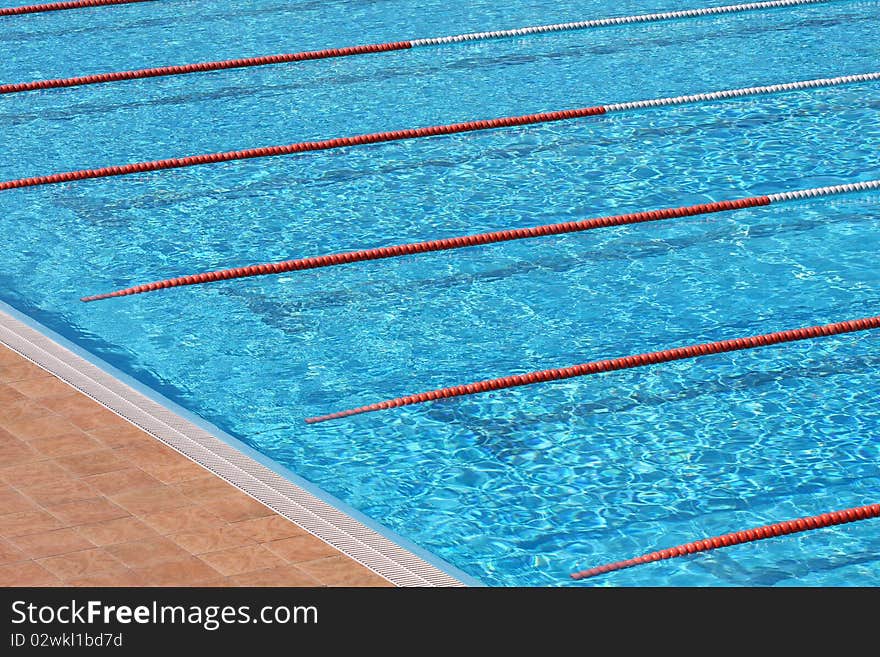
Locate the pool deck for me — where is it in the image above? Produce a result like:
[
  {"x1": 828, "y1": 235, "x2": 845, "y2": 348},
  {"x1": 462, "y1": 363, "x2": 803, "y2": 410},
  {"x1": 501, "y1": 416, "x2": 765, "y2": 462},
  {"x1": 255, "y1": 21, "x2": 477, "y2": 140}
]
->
[{"x1": 0, "y1": 344, "x2": 391, "y2": 587}]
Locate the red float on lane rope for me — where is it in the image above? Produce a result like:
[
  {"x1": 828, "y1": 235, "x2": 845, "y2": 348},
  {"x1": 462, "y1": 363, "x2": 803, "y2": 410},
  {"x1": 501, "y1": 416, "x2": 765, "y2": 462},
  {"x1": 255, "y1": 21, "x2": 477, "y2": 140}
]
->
[
  {"x1": 0, "y1": 0, "x2": 149, "y2": 16},
  {"x1": 0, "y1": 106, "x2": 606, "y2": 192},
  {"x1": 79, "y1": 178, "x2": 880, "y2": 303},
  {"x1": 80, "y1": 195, "x2": 769, "y2": 302},
  {"x1": 0, "y1": 42, "x2": 413, "y2": 94},
  {"x1": 4, "y1": 72, "x2": 878, "y2": 192},
  {"x1": 571, "y1": 502, "x2": 880, "y2": 580},
  {"x1": 0, "y1": 1, "x2": 836, "y2": 92},
  {"x1": 304, "y1": 315, "x2": 880, "y2": 423}
]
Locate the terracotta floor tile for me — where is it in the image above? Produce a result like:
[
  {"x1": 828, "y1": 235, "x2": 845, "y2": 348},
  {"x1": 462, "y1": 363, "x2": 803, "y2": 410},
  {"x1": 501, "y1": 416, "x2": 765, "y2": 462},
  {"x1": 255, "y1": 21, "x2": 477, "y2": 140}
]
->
[
  {"x1": 0, "y1": 383, "x2": 26, "y2": 405},
  {"x1": 0, "y1": 459, "x2": 68, "y2": 488},
  {"x1": 131, "y1": 556, "x2": 222, "y2": 586},
  {"x1": 29, "y1": 431, "x2": 103, "y2": 457},
  {"x1": 107, "y1": 536, "x2": 190, "y2": 569},
  {"x1": 231, "y1": 515, "x2": 305, "y2": 543},
  {"x1": 140, "y1": 506, "x2": 225, "y2": 535},
  {"x1": 0, "y1": 485, "x2": 38, "y2": 514},
  {"x1": 1, "y1": 398, "x2": 53, "y2": 426},
  {"x1": 87, "y1": 423, "x2": 151, "y2": 449},
  {"x1": 54, "y1": 449, "x2": 127, "y2": 477},
  {"x1": 20, "y1": 478, "x2": 99, "y2": 507},
  {"x1": 0, "y1": 360, "x2": 53, "y2": 383},
  {"x1": 193, "y1": 578, "x2": 236, "y2": 587},
  {"x1": 197, "y1": 544, "x2": 286, "y2": 577},
  {"x1": 110, "y1": 485, "x2": 191, "y2": 515},
  {"x1": 265, "y1": 534, "x2": 340, "y2": 563},
  {"x1": 65, "y1": 406, "x2": 128, "y2": 432},
  {"x1": 0, "y1": 537, "x2": 26, "y2": 565},
  {"x1": 1, "y1": 348, "x2": 384, "y2": 588},
  {"x1": 39, "y1": 547, "x2": 128, "y2": 581},
  {"x1": 0, "y1": 560, "x2": 61, "y2": 586},
  {"x1": 47, "y1": 497, "x2": 129, "y2": 526},
  {"x1": 0, "y1": 510, "x2": 64, "y2": 537},
  {"x1": 8, "y1": 376, "x2": 79, "y2": 400},
  {"x1": 65, "y1": 570, "x2": 145, "y2": 587},
  {"x1": 75, "y1": 517, "x2": 158, "y2": 547},
  {"x1": 175, "y1": 476, "x2": 232, "y2": 503},
  {"x1": 169, "y1": 526, "x2": 254, "y2": 555},
  {"x1": 83, "y1": 468, "x2": 161, "y2": 496},
  {"x1": 296, "y1": 557, "x2": 392, "y2": 587},
  {"x1": 230, "y1": 564, "x2": 322, "y2": 587},
  {"x1": 0, "y1": 437, "x2": 40, "y2": 466},
  {"x1": 198, "y1": 493, "x2": 273, "y2": 523},
  {"x1": 139, "y1": 459, "x2": 210, "y2": 485},
  {"x1": 9, "y1": 527, "x2": 95, "y2": 559},
  {"x1": 4, "y1": 415, "x2": 82, "y2": 442},
  {"x1": 0, "y1": 347, "x2": 23, "y2": 365},
  {"x1": 115, "y1": 443, "x2": 181, "y2": 467},
  {"x1": 33, "y1": 394, "x2": 91, "y2": 417}
]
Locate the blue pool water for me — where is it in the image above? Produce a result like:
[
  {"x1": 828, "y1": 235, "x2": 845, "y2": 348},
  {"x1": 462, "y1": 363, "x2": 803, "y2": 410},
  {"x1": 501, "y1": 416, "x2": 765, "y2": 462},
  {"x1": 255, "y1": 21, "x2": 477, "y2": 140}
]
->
[{"x1": 1, "y1": 0, "x2": 879, "y2": 586}]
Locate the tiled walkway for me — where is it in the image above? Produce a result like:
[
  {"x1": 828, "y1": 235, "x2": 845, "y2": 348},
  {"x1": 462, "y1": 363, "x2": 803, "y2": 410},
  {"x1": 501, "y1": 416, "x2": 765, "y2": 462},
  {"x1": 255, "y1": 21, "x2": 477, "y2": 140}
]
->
[{"x1": 0, "y1": 344, "x2": 391, "y2": 587}]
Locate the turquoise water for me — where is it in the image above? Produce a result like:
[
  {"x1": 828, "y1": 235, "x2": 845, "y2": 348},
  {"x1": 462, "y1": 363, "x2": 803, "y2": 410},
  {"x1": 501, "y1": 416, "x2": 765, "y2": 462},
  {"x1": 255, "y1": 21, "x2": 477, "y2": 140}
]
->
[{"x1": 1, "y1": 0, "x2": 878, "y2": 585}]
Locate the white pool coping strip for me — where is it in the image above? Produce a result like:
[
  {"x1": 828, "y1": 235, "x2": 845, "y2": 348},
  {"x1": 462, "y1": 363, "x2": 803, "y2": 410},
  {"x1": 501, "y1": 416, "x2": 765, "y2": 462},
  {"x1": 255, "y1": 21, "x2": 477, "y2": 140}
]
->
[{"x1": 0, "y1": 304, "x2": 475, "y2": 587}]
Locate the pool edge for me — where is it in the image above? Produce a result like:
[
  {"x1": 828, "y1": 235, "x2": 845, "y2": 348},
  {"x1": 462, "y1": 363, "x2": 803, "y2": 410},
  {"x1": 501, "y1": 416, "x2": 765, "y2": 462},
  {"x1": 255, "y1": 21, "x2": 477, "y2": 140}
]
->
[{"x1": 0, "y1": 301, "x2": 482, "y2": 588}]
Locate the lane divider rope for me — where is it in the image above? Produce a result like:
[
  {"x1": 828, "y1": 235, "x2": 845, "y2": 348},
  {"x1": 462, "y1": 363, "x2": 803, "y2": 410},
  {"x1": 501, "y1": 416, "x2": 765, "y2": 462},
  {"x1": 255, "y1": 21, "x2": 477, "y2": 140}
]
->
[
  {"x1": 0, "y1": 42, "x2": 415, "y2": 94},
  {"x1": 5, "y1": 71, "x2": 880, "y2": 193},
  {"x1": 0, "y1": 0, "x2": 149, "y2": 17},
  {"x1": 410, "y1": 0, "x2": 835, "y2": 45},
  {"x1": 0, "y1": 0, "x2": 837, "y2": 92},
  {"x1": 303, "y1": 315, "x2": 880, "y2": 423},
  {"x1": 571, "y1": 502, "x2": 880, "y2": 580},
  {"x1": 80, "y1": 179, "x2": 880, "y2": 302}
]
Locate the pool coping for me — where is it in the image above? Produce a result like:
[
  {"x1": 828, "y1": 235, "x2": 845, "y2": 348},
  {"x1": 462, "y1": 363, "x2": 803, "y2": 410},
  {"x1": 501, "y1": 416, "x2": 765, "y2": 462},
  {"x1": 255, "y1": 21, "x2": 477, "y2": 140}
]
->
[{"x1": 0, "y1": 301, "x2": 481, "y2": 587}]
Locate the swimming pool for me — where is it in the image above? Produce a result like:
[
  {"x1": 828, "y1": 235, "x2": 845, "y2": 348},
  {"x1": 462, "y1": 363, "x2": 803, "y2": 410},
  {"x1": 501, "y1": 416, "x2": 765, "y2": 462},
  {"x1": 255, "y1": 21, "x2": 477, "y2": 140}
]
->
[{"x1": 1, "y1": 0, "x2": 878, "y2": 585}]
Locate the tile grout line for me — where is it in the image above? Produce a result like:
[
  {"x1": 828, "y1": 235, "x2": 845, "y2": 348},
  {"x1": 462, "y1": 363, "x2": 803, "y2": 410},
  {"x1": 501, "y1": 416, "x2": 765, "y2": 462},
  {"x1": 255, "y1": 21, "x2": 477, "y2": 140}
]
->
[{"x1": 0, "y1": 308, "x2": 466, "y2": 587}]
